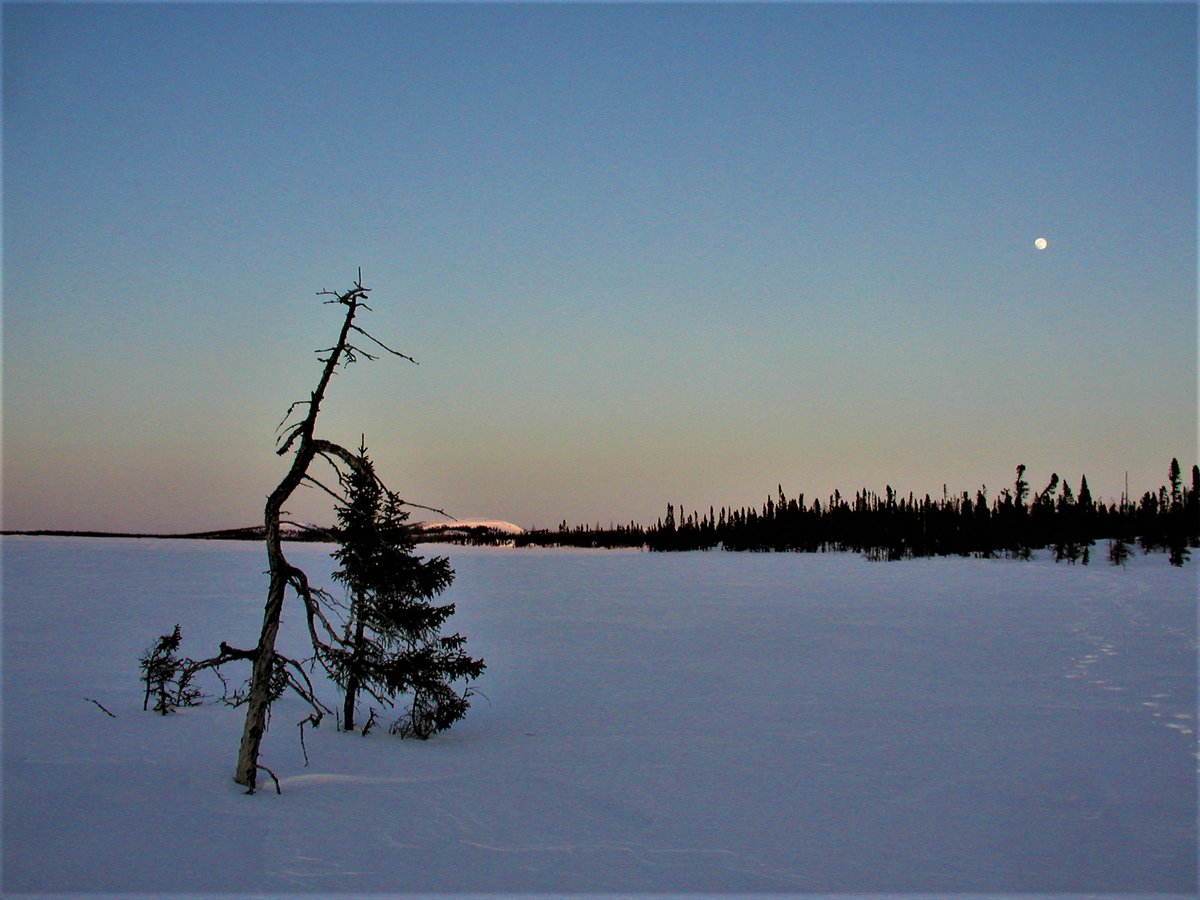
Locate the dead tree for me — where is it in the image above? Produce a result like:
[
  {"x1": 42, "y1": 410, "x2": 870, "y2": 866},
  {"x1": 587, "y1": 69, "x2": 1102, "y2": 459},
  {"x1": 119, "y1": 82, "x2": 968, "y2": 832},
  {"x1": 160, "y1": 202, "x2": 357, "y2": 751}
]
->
[{"x1": 233, "y1": 272, "x2": 417, "y2": 789}]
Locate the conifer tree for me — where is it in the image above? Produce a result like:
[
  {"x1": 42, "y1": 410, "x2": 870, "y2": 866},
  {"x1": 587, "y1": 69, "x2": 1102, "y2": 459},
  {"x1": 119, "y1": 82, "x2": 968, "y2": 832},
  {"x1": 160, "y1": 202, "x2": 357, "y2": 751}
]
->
[
  {"x1": 327, "y1": 444, "x2": 485, "y2": 738},
  {"x1": 1078, "y1": 474, "x2": 1093, "y2": 511},
  {"x1": 1014, "y1": 465, "x2": 1030, "y2": 509},
  {"x1": 1188, "y1": 466, "x2": 1200, "y2": 539}
]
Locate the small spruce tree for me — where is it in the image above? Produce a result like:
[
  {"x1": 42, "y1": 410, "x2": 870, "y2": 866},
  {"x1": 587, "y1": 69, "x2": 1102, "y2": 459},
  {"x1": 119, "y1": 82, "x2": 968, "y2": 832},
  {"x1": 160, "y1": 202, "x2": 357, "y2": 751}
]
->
[
  {"x1": 139, "y1": 625, "x2": 202, "y2": 715},
  {"x1": 327, "y1": 444, "x2": 485, "y2": 738}
]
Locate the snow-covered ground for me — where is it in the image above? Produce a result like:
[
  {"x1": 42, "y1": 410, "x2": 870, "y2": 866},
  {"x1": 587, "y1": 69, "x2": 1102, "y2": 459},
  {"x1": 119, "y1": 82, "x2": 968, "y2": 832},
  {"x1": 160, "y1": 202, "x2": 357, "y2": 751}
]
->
[{"x1": 3, "y1": 536, "x2": 1196, "y2": 896}]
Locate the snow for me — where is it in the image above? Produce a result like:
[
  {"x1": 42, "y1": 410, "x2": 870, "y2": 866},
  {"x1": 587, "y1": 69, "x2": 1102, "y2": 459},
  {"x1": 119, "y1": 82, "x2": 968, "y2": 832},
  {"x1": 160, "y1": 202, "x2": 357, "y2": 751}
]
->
[
  {"x1": 3, "y1": 536, "x2": 1196, "y2": 896},
  {"x1": 417, "y1": 519, "x2": 527, "y2": 535}
]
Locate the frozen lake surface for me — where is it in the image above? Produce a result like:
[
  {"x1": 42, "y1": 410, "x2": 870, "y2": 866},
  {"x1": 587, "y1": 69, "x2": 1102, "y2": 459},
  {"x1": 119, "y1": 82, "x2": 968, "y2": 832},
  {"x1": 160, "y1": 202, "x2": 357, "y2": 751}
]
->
[{"x1": 3, "y1": 537, "x2": 1196, "y2": 896}]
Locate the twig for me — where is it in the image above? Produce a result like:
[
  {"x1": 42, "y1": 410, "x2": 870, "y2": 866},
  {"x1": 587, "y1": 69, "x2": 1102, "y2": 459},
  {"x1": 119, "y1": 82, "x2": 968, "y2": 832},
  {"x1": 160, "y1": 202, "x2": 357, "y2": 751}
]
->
[
  {"x1": 275, "y1": 651, "x2": 334, "y2": 721},
  {"x1": 297, "y1": 713, "x2": 320, "y2": 767},
  {"x1": 398, "y1": 498, "x2": 456, "y2": 520},
  {"x1": 276, "y1": 421, "x2": 306, "y2": 455},
  {"x1": 275, "y1": 400, "x2": 310, "y2": 435},
  {"x1": 84, "y1": 697, "x2": 117, "y2": 718},
  {"x1": 247, "y1": 764, "x2": 282, "y2": 795},
  {"x1": 301, "y1": 471, "x2": 347, "y2": 505},
  {"x1": 341, "y1": 343, "x2": 379, "y2": 364}
]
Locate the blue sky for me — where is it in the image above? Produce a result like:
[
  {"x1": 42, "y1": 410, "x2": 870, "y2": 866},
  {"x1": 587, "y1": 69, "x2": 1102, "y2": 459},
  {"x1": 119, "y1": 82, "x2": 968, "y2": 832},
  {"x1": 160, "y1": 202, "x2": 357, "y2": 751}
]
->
[{"x1": 4, "y1": 2, "x2": 1196, "y2": 532}]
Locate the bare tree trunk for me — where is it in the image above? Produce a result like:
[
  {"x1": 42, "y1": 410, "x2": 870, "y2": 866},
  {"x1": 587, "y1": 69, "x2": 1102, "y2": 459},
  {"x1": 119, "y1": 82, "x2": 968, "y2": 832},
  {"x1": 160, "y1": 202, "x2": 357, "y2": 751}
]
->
[
  {"x1": 233, "y1": 486, "x2": 304, "y2": 787},
  {"x1": 233, "y1": 277, "x2": 369, "y2": 790}
]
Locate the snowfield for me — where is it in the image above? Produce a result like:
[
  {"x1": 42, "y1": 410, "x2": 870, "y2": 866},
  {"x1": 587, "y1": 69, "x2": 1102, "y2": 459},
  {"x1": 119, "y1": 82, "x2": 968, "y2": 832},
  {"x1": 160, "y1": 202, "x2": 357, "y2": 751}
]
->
[{"x1": 2, "y1": 536, "x2": 1196, "y2": 896}]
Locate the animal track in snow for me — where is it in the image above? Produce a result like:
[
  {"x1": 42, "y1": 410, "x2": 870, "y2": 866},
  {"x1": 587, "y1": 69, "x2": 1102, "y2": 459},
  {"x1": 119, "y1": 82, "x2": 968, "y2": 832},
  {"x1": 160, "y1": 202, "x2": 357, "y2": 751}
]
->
[{"x1": 1064, "y1": 625, "x2": 1194, "y2": 742}]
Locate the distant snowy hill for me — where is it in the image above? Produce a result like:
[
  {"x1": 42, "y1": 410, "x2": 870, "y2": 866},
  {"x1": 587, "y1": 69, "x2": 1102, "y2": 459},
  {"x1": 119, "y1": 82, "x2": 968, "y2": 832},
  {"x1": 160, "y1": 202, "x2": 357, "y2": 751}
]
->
[{"x1": 417, "y1": 519, "x2": 526, "y2": 538}]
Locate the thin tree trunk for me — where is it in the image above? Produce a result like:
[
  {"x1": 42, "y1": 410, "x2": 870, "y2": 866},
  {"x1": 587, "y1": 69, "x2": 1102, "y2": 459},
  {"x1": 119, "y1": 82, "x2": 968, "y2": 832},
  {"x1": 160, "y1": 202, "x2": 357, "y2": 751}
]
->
[
  {"x1": 234, "y1": 491, "x2": 300, "y2": 787},
  {"x1": 342, "y1": 615, "x2": 366, "y2": 731},
  {"x1": 234, "y1": 280, "x2": 365, "y2": 790}
]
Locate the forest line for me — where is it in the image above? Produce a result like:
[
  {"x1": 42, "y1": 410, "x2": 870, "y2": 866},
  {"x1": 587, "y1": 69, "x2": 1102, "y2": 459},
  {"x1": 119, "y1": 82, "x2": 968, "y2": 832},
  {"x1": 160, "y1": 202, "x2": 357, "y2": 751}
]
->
[
  {"x1": 503, "y1": 459, "x2": 1200, "y2": 565},
  {"x1": 7, "y1": 461, "x2": 1197, "y2": 566}
]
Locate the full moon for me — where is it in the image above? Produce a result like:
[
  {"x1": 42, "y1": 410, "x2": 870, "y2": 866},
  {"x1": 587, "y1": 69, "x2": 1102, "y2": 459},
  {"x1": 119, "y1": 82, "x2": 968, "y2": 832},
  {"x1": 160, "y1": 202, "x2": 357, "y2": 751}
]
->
[{"x1": 1034, "y1": 237, "x2": 1048, "y2": 250}]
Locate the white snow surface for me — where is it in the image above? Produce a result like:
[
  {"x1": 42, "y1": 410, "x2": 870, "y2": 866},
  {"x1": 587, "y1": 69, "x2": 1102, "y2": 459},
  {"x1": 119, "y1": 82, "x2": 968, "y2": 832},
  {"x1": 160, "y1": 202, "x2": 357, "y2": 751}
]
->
[{"x1": 3, "y1": 537, "x2": 1197, "y2": 897}]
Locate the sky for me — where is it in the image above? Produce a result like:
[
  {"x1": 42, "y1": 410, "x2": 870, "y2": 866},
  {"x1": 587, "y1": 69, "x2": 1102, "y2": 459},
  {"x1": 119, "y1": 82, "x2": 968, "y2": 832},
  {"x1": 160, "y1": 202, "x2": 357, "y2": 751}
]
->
[{"x1": 3, "y1": 1, "x2": 1196, "y2": 533}]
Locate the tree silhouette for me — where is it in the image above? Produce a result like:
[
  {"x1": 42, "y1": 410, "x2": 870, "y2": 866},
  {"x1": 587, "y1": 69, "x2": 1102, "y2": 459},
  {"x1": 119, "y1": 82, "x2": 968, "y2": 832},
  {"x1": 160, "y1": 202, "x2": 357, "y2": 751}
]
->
[
  {"x1": 327, "y1": 443, "x2": 484, "y2": 737},
  {"x1": 140, "y1": 273, "x2": 481, "y2": 792}
]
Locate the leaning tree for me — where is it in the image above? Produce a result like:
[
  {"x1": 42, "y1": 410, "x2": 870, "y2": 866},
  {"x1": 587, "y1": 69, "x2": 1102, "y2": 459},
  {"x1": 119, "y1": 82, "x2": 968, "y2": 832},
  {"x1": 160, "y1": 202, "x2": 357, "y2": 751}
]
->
[
  {"x1": 140, "y1": 273, "x2": 485, "y2": 793},
  {"x1": 233, "y1": 273, "x2": 404, "y2": 789}
]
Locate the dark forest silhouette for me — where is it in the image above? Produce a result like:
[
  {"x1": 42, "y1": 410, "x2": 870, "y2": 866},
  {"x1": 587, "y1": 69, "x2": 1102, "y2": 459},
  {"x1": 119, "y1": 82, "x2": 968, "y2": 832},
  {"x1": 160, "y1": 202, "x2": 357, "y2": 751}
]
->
[
  {"x1": 500, "y1": 460, "x2": 1199, "y2": 565},
  {"x1": 12, "y1": 461, "x2": 1197, "y2": 566}
]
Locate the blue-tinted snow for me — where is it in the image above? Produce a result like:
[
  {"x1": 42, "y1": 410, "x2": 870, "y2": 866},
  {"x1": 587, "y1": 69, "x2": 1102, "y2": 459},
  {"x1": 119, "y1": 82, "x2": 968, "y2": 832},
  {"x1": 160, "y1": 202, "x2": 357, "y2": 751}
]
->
[{"x1": 2, "y1": 537, "x2": 1196, "y2": 896}]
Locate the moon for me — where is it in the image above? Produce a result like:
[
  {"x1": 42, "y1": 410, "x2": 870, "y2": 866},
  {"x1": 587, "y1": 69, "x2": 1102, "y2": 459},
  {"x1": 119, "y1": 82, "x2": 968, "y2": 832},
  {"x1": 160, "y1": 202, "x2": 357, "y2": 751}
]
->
[{"x1": 1034, "y1": 237, "x2": 1048, "y2": 250}]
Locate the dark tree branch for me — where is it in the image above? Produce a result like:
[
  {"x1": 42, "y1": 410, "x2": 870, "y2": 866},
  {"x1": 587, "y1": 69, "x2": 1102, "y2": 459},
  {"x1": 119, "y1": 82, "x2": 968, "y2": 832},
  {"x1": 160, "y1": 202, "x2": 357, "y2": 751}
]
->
[
  {"x1": 85, "y1": 697, "x2": 117, "y2": 718},
  {"x1": 275, "y1": 401, "x2": 310, "y2": 435},
  {"x1": 298, "y1": 713, "x2": 320, "y2": 766},
  {"x1": 361, "y1": 707, "x2": 379, "y2": 736},
  {"x1": 276, "y1": 418, "x2": 308, "y2": 455},
  {"x1": 276, "y1": 653, "x2": 333, "y2": 722},
  {"x1": 350, "y1": 325, "x2": 418, "y2": 364},
  {"x1": 399, "y1": 499, "x2": 456, "y2": 520},
  {"x1": 246, "y1": 764, "x2": 282, "y2": 796},
  {"x1": 283, "y1": 562, "x2": 350, "y2": 669},
  {"x1": 301, "y1": 471, "x2": 348, "y2": 505}
]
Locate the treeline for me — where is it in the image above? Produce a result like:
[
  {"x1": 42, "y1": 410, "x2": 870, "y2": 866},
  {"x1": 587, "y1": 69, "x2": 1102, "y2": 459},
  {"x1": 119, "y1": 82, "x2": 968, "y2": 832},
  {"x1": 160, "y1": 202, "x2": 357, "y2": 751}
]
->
[{"x1": 502, "y1": 460, "x2": 1199, "y2": 565}]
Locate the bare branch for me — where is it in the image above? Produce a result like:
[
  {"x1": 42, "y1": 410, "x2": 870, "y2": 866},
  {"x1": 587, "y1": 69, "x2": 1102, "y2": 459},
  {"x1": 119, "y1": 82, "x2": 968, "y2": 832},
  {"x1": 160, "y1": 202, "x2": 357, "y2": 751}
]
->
[
  {"x1": 344, "y1": 342, "x2": 380, "y2": 362},
  {"x1": 350, "y1": 325, "x2": 418, "y2": 364},
  {"x1": 276, "y1": 421, "x2": 306, "y2": 456},
  {"x1": 275, "y1": 401, "x2": 310, "y2": 435},
  {"x1": 284, "y1": 563, "x2": 349, "y2": 663},
  {"x1": 361, "y1": 707, "x2": 379, "y2": 736},
  {"x1": 298, "y1": 713, "x2": 320, "y2": 766},
  {"x1": 310, "y1": 439, "x2": 373, "y2": 479},
  {"x1": 301, "y1": 472, "x2": 347, "y2": 505},
  {"x1": 85, "y1": 697, "x2": 117, "y2": 718},
  {"x1": 247, "y1": 764, "x2": 282, "y2": 795},
  {"x1": 358, "y1": 681, "x2": 393, "y2": 708},
  {"x1": 276, "y1": 653, "x2": 333, "y2": 721},
  {"x1": 399, "y1": 499, "x2": 456, "y2": 520}
]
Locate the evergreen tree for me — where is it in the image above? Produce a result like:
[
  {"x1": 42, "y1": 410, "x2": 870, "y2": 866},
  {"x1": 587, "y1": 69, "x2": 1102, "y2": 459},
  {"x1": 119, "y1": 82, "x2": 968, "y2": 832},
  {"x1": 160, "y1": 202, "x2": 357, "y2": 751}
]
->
[
  {"x1": 328, "y1": 445, "x2": 485, "y2": 738},
  {"x1": 1188, "y1": 466, "x2": 1200, "y2": 544},
  {"x1": 139, "y1": 625, "x2": 202, "y2": 715},
  {"x1": 1078, "y1": 475, "x2": 1093, "y2": 511},
  {"x1": 1014, "y1": 465, "x2": 1029, "y2": 509},
  {"x1": 1169, "y1": 458, "x2": 1183, "y2": 511}
]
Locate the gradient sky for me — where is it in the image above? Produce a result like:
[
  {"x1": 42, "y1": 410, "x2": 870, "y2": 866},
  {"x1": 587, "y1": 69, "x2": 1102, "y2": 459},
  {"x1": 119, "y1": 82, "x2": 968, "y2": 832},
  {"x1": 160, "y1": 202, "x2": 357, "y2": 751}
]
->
[{"x1": 4, "y1": 2, "x2": 1196, "y2": 533}]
